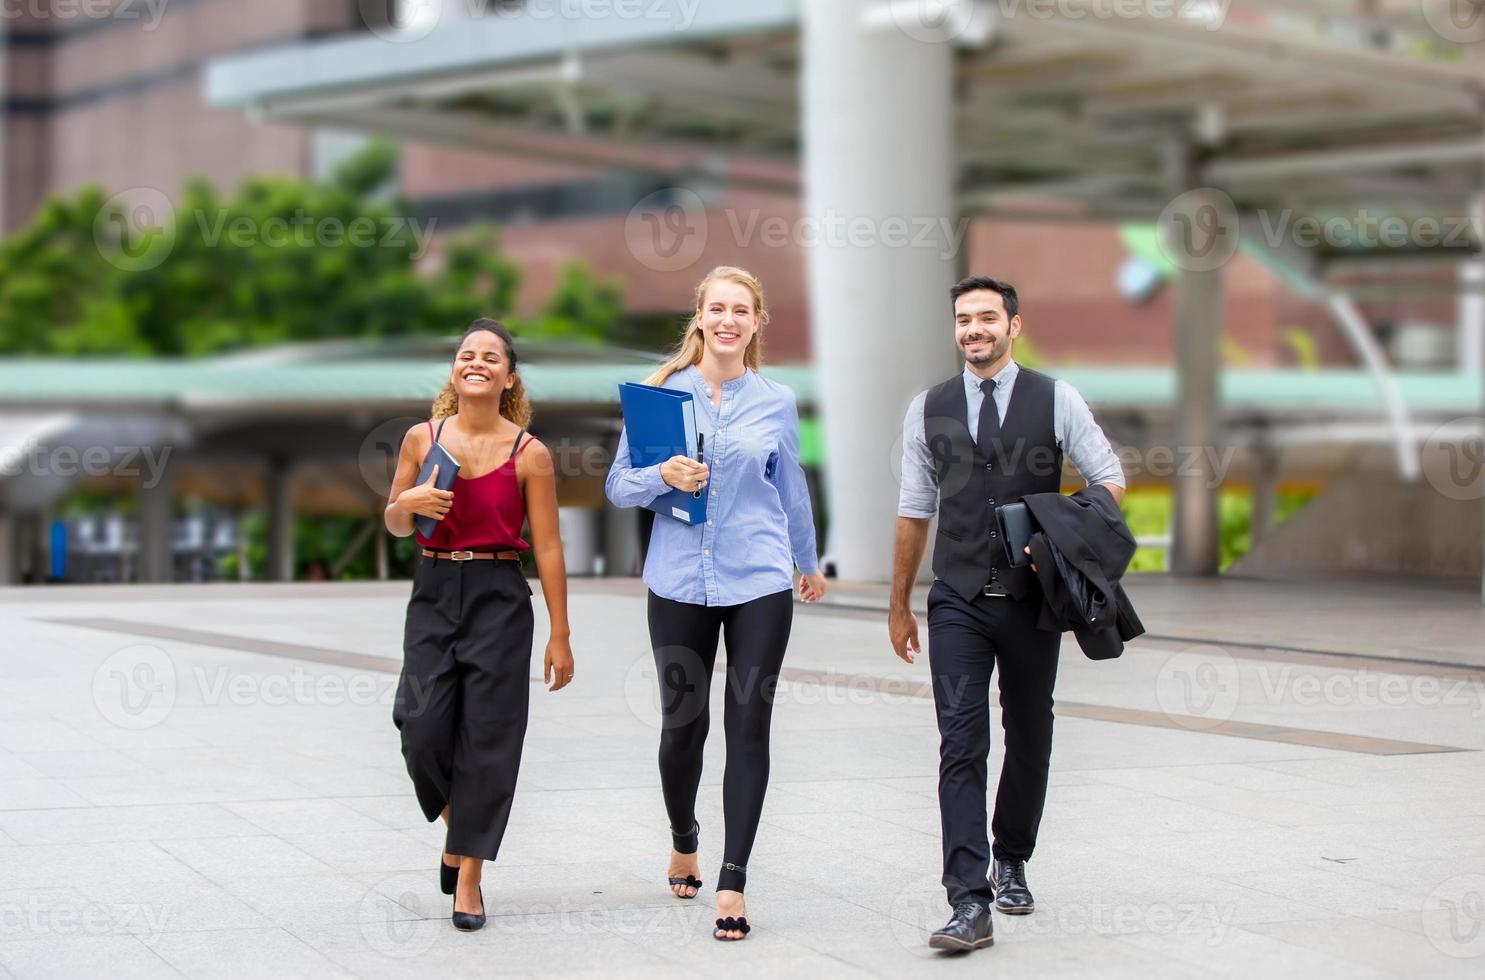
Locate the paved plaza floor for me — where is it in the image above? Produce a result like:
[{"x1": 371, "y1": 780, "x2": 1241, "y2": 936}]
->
[{"x1": 1, "y1": 573, "x2": 1482, "y2": 978}]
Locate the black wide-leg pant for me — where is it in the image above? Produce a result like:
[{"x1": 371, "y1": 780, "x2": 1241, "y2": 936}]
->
[
  {"x1": 394, "y1": 553, "x2": 534, "y2": 862},
  {"x1": 926, "y1": 579, "x2": 1061, "y2": 907},
  {"x1": 646, "y1": 588, "x2": 794, "y2": 893}
]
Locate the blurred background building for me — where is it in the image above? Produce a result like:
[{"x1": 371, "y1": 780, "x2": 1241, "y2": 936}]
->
[{"x1": 1, "y1": 0, "x2": 1481, "y2": 595}]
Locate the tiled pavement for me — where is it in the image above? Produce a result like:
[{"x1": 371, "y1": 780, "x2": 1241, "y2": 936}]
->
[{"x1": 0, "y1": 574, "x2": 1482, "y2": 978}]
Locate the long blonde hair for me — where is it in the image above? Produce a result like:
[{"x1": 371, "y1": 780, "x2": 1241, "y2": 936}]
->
[
  {"x1": 644, "y1": 265, "x2": 770, "y2": 387},
  {"x1": 431, "y1": 318, "x2": 533, "y2": 428}
]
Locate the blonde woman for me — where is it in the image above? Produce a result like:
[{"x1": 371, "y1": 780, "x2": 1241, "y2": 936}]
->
[
  {"x1": 605, "y1": 267, "x2": 826, "y2": 942},
  {"x1": 385, "y1": 318, "x2": 575, "y2": 932}
]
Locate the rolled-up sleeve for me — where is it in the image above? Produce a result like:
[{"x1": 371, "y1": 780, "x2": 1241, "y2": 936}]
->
[
  {"x1": 776, "y1": 393, "x2": 820, "y2": 574},
  {"x1": 605, "y1": 424, "x2": 672, "y2": 508},
  {"x1": 1055, "y1": 380, "x2": 1125, "y2": 489},
  {"x1": 898, "y1": 391, "x2": 938, "y2": 518}
]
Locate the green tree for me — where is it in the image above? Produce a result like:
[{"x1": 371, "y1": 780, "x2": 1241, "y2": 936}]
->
[{"x1": 0, "y1": 141, "x2": 621, "y2": 356}]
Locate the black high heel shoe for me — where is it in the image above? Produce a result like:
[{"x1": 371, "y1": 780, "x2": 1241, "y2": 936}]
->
[
  {"x1": 440, "y1": 855, "x2": 459, "y2": 897},
  {"x1": 440, "y1": 832, "x2": 459, "y2": 896},
  {"x1": 667, "y1": 821, "x2": 702, "y2": 899},
  {"x1": 451, "y1": 887, "x2": 486, "y2": 932}
]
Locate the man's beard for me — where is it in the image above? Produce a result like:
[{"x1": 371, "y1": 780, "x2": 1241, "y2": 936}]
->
[{"x1": 961, "y1": 335, "x2": 1008, "y2": 364}]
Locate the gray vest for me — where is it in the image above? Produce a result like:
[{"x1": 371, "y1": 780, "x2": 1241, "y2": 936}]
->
[{"x1": 924, "y1": 368, "x2": 1062, "y2": 600}]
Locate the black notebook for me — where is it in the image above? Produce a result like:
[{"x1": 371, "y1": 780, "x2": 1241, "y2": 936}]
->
[{"x1": 413, "y1": 440, "x2": 461, "y2": 539}]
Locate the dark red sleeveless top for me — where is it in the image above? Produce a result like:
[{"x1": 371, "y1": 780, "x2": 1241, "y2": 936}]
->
[{"x1": 415, "y1": 417, "x2": 532, "y2": 553}]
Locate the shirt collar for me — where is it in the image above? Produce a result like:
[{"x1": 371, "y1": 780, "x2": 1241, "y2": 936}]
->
[
  {"x1": 963, "y1": 359, "x2": 1018, "y2": 394},
  {"x1": 688, "y1": 364, "x2": 752, "y2": 395}
]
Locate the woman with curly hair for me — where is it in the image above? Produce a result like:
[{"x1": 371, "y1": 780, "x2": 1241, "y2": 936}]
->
[{"x1": 384, "y1": 318, "x2": 575, "y2": 932}]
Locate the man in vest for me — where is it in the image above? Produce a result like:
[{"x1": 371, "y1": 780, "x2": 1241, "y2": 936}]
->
[{"x1": 889, "y1": 275, "x2": 1126, "y2": 952}]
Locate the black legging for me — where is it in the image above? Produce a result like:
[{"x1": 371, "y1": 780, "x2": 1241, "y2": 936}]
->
[{"x1": 646, "y1": 588, "x2": 794, "y2": 893}]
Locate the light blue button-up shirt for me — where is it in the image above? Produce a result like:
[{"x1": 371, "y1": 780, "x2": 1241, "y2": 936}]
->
[
  {"x1": 606, "y1": 365, "x2": 820, "y2": 606},
  {"x1": 898, "y1": 360, "x2": 1125, "y2": 519}
]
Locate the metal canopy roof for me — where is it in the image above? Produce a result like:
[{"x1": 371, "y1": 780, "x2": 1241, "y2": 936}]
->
[
  {"x1": 206, "y1": 1, "x2": 1485, "y2": 264},
  {"x1": 0, "y1": 356, "x2": 1475, "y2": 419}
]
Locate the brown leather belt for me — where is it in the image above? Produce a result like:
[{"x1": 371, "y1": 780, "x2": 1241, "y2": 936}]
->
[{"x1": 421, "y1": 549, "x2": 520, "y2": 562}]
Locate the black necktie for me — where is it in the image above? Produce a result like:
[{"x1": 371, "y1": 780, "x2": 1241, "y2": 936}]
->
[{"x1": 977, "y1": 378, "x2": 1000, "y2": 455}]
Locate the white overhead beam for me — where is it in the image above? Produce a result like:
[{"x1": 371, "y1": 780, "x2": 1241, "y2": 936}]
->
[{"x1": 1207, "y1": 138, "x2": 1485, "y2": 182}]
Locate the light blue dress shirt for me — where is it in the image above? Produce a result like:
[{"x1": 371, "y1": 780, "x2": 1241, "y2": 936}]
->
[
  {"x1": 606, "y1": 365, "x2": 820, "y2": 606},
  {"x1": 898, "y1": 360, "x2": 1125, "y2": 519}
]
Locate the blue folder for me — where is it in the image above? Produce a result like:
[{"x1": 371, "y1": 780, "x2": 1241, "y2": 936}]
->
[{"x1": 618, "y1": 381, "x2": 708, "y2": 525}]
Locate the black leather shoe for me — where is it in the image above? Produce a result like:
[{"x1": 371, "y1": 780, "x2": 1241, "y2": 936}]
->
[
  {"x1": 992, "y1": 858, "x2": 1034, "y2": 914},
  {"x1": 440, "y1": 856, "x2": 459, "y2": 896},
  {"x1": 451, "y1": 888, "x2": 486, "y2": 932},
  {"x1": 928, "y1": 901, "x2": 993, "y2": 951}
]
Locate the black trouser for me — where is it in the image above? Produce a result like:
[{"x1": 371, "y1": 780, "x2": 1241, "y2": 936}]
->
[
  {"x1": 647, "y1": 588, "x2": 794, "y2": 893},
  {"x1": 926, "y1": 579, "x2": 1061, "y2": 907},
  {"x1": 394, "y1": 554, "x2": 534, "y2": 862}
]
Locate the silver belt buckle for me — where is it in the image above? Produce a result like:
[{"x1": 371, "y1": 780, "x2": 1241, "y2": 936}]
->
[
  {"x1": 449, "y1": 550, "x2": 475, "y2": 561},
  {"x1": 982, "y1": 582, "x2": 1008, "y2": 598}
]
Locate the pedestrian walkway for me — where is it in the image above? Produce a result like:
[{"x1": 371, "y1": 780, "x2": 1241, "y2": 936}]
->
[{"x1": 0, "y1": 575, "x2": 1481, "y2": 978}]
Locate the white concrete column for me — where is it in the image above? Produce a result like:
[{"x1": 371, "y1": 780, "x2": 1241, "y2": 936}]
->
[
  {"x1": 801, "y1": 0, "x2": 958, "y2": 581},
  {"x1": 1458, "y1": 260, "x2": 1484, "y2": 375},
  {"x1": 0, "y1": 16, "x2": 9, "y2": 235},
  {"x1": 1471, "y1": 204, "x2": 1485, "y2": 605},
  {"x1": 1169, "y1": 191, "x2": 1225, "y2": 577}
]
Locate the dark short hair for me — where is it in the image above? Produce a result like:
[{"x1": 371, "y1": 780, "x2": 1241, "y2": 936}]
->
[
  {"x1": 950, "y1": 276, "x2": 1018, "y2": 318},
  {"x1": 462, "y1": 317, "x2": 519, "y2": 369}
]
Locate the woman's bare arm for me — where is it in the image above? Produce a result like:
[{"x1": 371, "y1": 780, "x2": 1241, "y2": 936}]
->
[
  {"x1": 384, "y1": 424, "x2": 452, "y2": 537},
  {"x1": 519, "y1": 439, "x2": 574, "y2": 691}
]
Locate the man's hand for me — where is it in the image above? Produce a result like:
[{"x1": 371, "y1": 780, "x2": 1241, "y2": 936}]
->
[
  {"x1": 1025, "y1": 545, "x2": 1036, "y2": 573},
  {"x1": 889, "y1": 516, "x2": 931, "y2": 665},
  {"x1": 889, "y1": 608, "x2": 920, "y2": 664}
]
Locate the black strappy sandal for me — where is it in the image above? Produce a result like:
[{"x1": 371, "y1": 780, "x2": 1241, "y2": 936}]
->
[
  {"x1": 667, "y1": 822, "x2": 702, "y2": 899},
  {"x1": 713, "y1": 861, "x2": 750, "y2": 941},
  {"x1": 714, "y1": 907, "x2": 753, "y2": 941},
  {"x1": 713, "y1": 916, "x2": 751, "y2": 941}
]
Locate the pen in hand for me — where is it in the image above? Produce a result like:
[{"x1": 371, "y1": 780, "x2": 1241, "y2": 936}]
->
[{"x1": 693, "y1": 432, "x2": 705, "y2": 498}]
